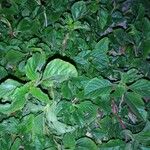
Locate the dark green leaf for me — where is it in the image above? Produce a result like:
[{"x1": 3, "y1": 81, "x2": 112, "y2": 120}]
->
[
  {"x1": 75, "y1": 137, "x2": 97, "y2": 150},
  {"x1": 84, "y1": 78, "x2": 112, "y2": 98},
  {"x1": 25, "y1": 53, "x2": 45, "y2": 81}
]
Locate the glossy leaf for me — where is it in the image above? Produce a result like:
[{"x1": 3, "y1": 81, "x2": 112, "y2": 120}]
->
[{"x1": 42, "y1": 59, "x2": 78, "y2": 87}]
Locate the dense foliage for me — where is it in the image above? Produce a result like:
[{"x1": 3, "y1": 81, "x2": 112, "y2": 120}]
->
[{"x1": 0, "y1": 0, "x2": 150, "y2": 149}]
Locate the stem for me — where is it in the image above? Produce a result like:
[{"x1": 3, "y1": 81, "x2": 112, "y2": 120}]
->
[
  {"x1": 62, "y1": 32, "x2": 70, "y2": 51},
  {"x1": 43, "y1": 7, "x2": 48, "y2": 27}
]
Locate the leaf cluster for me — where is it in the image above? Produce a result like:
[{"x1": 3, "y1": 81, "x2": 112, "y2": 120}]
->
[{"x1": 0, "y1": 0, "x2": 150, "y2": 149}]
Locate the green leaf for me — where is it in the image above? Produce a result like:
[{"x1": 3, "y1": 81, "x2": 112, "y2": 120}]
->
[
  {"x1": 98, "y1": 8, "x2": 108, "y2": 29},
  {"x1": 11, "y1": 138, "x2": 22, "y2": 150},
  {"x1": 75, "y1": 101, "x2": 97, "y2": 125},
  {"x1": 5, "y1": 50, "x2": 25, "y2": 65},
  {"x1": 84, "y1": 78, "x2": 112, "y2": 98},
  {"x1": 75, "y1": 137, "x2": 97, "y2": 150},
  {"x1": 30, "y1": 86, "x2": 51, "y2": 104},
  {"x1": 0, "y1": 66, "x2": 7, "y2": 80},
  {"x1": 98, "y1": 139, "x2": 125, "y2": 150},
  {"x1": 135, "y1": 121, "x2": 150, "y2": 146},
  {"x1": 63, "y1": 133, "x2": 76, "y2": 149},
  {"x1": 125, "y1": 92, "x2": 147, "y2": 121},
  {"x1": 0, "y1": 84, "x2": 29, "y2": 114},
  {"x1": 46, "y1": 103, "x2": 76, "y2": 134},
  {"x1": 0, "y1": 79, "x2": 21, "y2": 99},
  {"x1": 61, "y1": 81, "x2": 73, "y2": 99},
  {"x1": 129, "y1": 79, "x2": 150, "y2": 97},
  {"x1": 143, "y1": 38, "x2": 150, "y2": 58},
  {"x1": 42, "y1": 59, "x2": 78, "y2": 87},
  {"x1": 90, "y1": 37, "x2": 109, "y2": 69},
  {"x1": 112, "y1": 84, "x2": 126, "y2": 98},
  {"x1": 126, "y1": 92, "x2": 144, "y2": 109},
  {"x1": 19, "y1": 113, "x2": 45, "y2": 139},
  {"x1": 25, "y1": 53, "x2": 45, "y2": 81},
  {"x1": 71, "y1": 1, "x2": 87, "y2": 20},
  {"x1": 125, "y1": 93, "x2": 144, "y2": 120},
  {"x1": 121, "y1": 69, "x2": 143, "y2": 84},
  {"x1": 95, "y1": 37, "x2": 109, "y2": 53}
]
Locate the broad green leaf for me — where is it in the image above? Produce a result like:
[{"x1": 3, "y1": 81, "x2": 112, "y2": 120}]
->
[
  {"x1": 63, "y1": 133, "x2": 76, "y2": 149},
  {"x1": 25, "y1": 53, "x2": 45, "y2": 81},
  {"x1": 126, "y1": 92, "x2": 144, "y2": 109},
  {"x1": 71, "y1": 1, "x2": 86, "y2": 20},
  {"x1": 95, "y1": 37, "x2": 109, "y2": 52},
  {"x1": 121, "y1": 69, "x2": 143, "y2": 84},
  {"x1": 91, "y1": 37, "x2": 109, "y2": 69},
  {"x1": 129, "y1": 79, "x2": 150, "y2": 97},
  {"x1": 17, "y1": 17, "x2": 32, "y2": 31},
  {"x1": 84, "y1": 78, "x2": 112, "y2": 98},
  {"x1": 0, "y1": 84, "x2": 29, "y2": 114},
  {"x1": 5, "y1": 50, "x2": 25, "y2": 65},
  {"x1": 11, "y1": 138, "x2": 22, "y2": 150},
  {"x1": 19, "y1": 113, "x2": 45, "y2": 139},
  {"x1": 91, "y1": 52, "x2": 109, "y2": 69},
  {"x1": 142, "y1": 38, "x2": 150, "y2": 58},
  {"x1": 0, "y1": 66, "x2": 7, "y2": 80},
  {"x1": 112, "y1": 84, "x2": 126, "y2": 97},
  {"x1": 42, "y1": 59, "x2": 78, "y2": 87},
  {"x1": 74, "y1": 101, "x2": 97, "y2": 126},
  {"x1": 50, "y1": 121, "x2": 76, "y2": 135},
  {"x1": 0, "y1": 117, "x2": 19, "y2": 133},
  {"x1": 30, "y1": 86, "x2": 50, "y2": 104},
  {"x1": 98, "y1": 139, "x2": 125, "y2": 150},
  {"x1": 98, "y1": 8, "x2": 108, "y2": 29},
  {"x1": 75, "y1": 137, "x2": 97, "y2": 150},
  {"x1": 61, "y1": 81, "x2": 73, "y2": 99},
  {"x1": 135, "y1": 121, "x2": 150, "y2": 146},
  {"x1": 46, "y1": 103, "x2": 76, "y2": 134},
  {"x1": 125, "y1": 93, "x2": 144, "y2": 120},
  {"x1": 143, "y1": 17, "x2": 150, "y2": 38},
  {"x1": 0, "y1": 79, "x2": 21, "y2": 98}
]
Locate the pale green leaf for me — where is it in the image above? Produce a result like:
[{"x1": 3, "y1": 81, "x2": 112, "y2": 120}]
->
[
  {"x1": 0, "y1": 84, "x2": 29, "y2": 114},
  {"x1": 0, "y1": 79, "x2": 21, "y2": 99},
  {"x1": 42, "y1": 59, "x2": 78, "y2": 87}
]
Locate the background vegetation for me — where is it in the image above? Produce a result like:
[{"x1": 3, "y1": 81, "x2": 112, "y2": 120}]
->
[{"x1": 0, "y1": 0, "x2": 150, "y2": 149}]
